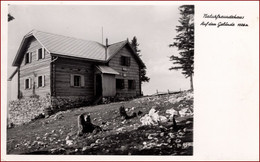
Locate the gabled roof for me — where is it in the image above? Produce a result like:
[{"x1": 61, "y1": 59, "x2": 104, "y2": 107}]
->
[{"x1": 12, "y1": 30, "x2": 145, "y2": 68}]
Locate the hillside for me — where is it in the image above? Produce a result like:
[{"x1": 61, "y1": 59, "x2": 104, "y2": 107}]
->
[{"x1": 7, "y1": 91, "x2": 193, "y2": 155}]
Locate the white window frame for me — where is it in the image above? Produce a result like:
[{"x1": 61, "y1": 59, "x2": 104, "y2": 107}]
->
[
  {"x1": 37, "y1": 75, "x2": 45, "y2": 88},
  {"x1": 24, "y1": 77, "x2": 32, "y2": 89},
  {"x1": 70, "y1": 74, "x2": 85, "y2": 87},
  {"x1": 36, "y1": 48, "x2": 45, "y2": 60}
]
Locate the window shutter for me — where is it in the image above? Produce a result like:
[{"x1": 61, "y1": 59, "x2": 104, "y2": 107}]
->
[
  {"x1": 81, "y1": 75, "x2": 85, "y2": 87},
  {"x1": 36, "y1": 49, "x2": 39, "y2": 60},
  {"x1": 121, "y1": 57, "x2": 124, "y2": 65},
  {"x1": 29, "y1": 78, "x2": 32, "y2": 89},
  {"x1": 42, "y1": 48, "x2": 45, "y2": 59},
  {"x1": 122, "y1": 80, "x2": 124, "y2": 89},
  {"x1": 24, "y1": 54, "x2": 26, "y2": 65},
  {"x1": 36, "y1": 76, "x2": 39, "y2": 88},
  {"x1": 24, "y1": 79, "x2": 26, "y2": 89},
  {"x1": 70, "y1": 74, "x2": 74, "y2": 86},
  {"x1": 30, "y1": 52, "x2": 32, "y2": 63},
  {"x1": 128, "y1": 58, "x2": 131, "y2": 66},
  {"x1": 42, "y1": 75, "x2": 45, "y2": 87}
]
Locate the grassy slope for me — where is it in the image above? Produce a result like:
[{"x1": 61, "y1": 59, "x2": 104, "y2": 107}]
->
[{"x1": 7, "y1": 91, "x2": 193, "y2": 155}]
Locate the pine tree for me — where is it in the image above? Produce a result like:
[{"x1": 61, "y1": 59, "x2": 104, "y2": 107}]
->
[
  {"x1": 169, "y1": 5, "x2": 194, "y2": 91},
  {"x1": 131, "y1": 36, "x2": 150, "y2": 83}
]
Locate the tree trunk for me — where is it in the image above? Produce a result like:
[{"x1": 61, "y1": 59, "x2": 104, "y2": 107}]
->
[{"x1": 190, "y1": 74, "x2": 193, "y2": 91}]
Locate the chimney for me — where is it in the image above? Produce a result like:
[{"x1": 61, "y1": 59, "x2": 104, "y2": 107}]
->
[
  {"x1": 106, "y1": 38, "x2": 108, "y2": 47},
  {"x1": 105, "y1": 38, "x2": 108, "y2": 60}
]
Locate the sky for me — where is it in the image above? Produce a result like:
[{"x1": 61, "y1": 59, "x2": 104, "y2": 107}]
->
[{"x1": 7, "y1": 4, "x2": 190, "y2": 99}]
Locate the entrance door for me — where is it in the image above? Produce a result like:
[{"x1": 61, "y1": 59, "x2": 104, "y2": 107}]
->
[{"x1": 95, "y1": 74, "x2": 102, "y2": 97}]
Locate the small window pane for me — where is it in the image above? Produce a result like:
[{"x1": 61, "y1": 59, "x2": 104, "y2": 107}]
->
[
  {"x1": 38, "y1": 48, "x2": 43, "y2": 59},
  {"x1": 25, "y1": 79, "x2": 30, "y2": 89},
  {"x1": 121, "y1": 56, "x2": 130, "y2": 66},
  {"x1": 74, "y1": 75, "x2": 81, "y2": 87},
  {"x1": 25, "y1": 53, "x2": 30, "y2": 64},
  {"x1": 38, "y1": 76, "x2": 42, "y2": 87}
]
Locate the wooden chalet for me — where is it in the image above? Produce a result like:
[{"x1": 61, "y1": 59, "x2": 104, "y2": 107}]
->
[{"x1": 11, "y1": 30, "x2": 145, "y2": 103}]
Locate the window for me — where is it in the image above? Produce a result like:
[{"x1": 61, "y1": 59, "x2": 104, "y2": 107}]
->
[
  {"x1": 37, "y1": 75, "x2": 45, "y2": 87},
  {"x1": 116, "y1": 79, "x2": 124, "y2": 89},
  {"x1": 121, "y1": 56, "x2": 131, "y2": 66},
  {"x1": 128, "y1": 80, "x2": 136, "y2": 90},
  {"x1": 37, "y1": 48, "x2": 45, "y2": 60},
  {"x1": 25, "y1": 52, "x2": 32, "y2": 64},
  {"x1": 24, "y1": 78, "x2": 31, "y2": 89},
  {"x1": 74, "y1": 75, "x2": 81, "y2": 87},
  {"x1": 70, "y1": 74, "x2": 85, "y2": 87}
]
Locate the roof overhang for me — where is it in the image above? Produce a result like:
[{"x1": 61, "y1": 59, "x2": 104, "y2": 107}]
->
[
  {"x1": 96, "y1": 65, "x2": 119, "y2": 75},
  {"x1": 12, "y1": 34, "x2": 33, "y2": 66}
]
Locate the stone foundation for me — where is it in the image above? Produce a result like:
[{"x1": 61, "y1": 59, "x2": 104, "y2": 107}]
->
[{"x1": 8, "y1": 96, "x2": 92, "y2": 125}]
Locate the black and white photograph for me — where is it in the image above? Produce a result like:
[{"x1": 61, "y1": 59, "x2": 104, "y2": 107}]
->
[
  {"x1": 1, "y1": 1, "x2": 259, "y2": 161},
  {"x1": 6, "y1": 4, "x2": 194, "y2": 156}
]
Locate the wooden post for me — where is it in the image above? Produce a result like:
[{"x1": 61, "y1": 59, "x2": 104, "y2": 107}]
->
[{"x1": 156, "y1": 89, "x2": 159, "y2": 96}]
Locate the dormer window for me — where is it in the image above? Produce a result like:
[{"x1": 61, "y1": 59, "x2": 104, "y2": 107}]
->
[
  {"x1": 25, "y1": 52, "x2": 32, "y2": 64},
  {"x1": 37, "y1": 48, "x2": 45, "y2": 60}
]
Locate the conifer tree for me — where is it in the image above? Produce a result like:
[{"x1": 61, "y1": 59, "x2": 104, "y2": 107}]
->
[
  {"x1": 131, "y1": 36, "x2": 150, "y2": 83},
  {"x1": 169, "y1": 5, "x2": 194, "y2": 90}
]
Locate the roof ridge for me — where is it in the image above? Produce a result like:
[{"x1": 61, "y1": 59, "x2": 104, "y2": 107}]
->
[
  {"x1": 108, "y1": 40, "x2": 127, "y2": 46},
  {"x1": 31, "y1": 29, "x2": 105, "y2": 46}
]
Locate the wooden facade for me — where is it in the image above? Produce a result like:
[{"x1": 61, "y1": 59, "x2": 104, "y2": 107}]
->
[
  {"x1": 19, "y1": 37, "x2": 51, "y2": 98},
  {"x1": 108, "y1": 45, "x2": 141, "y2": 97},
  {"x1": 53, "y1": 57, "x2": 95, "y2": 99}
]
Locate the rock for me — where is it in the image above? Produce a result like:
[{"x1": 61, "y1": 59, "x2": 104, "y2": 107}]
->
[
  {"x1": 82, "y1": 146, "x2": 88, "y2": 151},
  {"x1": 186, "y1": 121, "x2": 192, "y2": 124},
  {"x1": 168, "y1": 133, "x2": 175, "y2": 138},
  {"x1": 65, "y1": 135, "x2": 72, "y2": 140},
  {"x1": 167, "y1": 138, "x2": 171, "y2": 143},
  {"x1": 182, "y1": 142, "x2": 193, "y2": 149},
  {"x1": 175, "y1": 139, "x2": 182, "y2": 143},
  {"x1": 66, "y1": 140, "x2": 73, "y2": 146},
  {"x1": 178, "y1": 131, "x2": 185, "y2": 136},
  {"x1": 50, "y1": 147, "x2": 66, "y2": 154},
  {"x1": 177, "y1": 144, "x2": 182, "y2": 148},
  {"x1": 120, "y1": 145, "x2": 128, "y2": 152},
  {"x1": 36, "y1": 137, "x2": 41, "y2": 140},
  {"x1": 95, "y1": 139, "x2": 101, "y2": 144},
  {"x1": 75, "y1": 149, "x2": 79, "y2": 152},
  {"x1": 148, "y1": 134, "x2": 153, "y2": 140},
  {"x1": 160, "y1": 132, "x2": 164, "y2": 137},
  {"x1": 90, "y1": 143, "x2": 96, "y2": 147}
]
